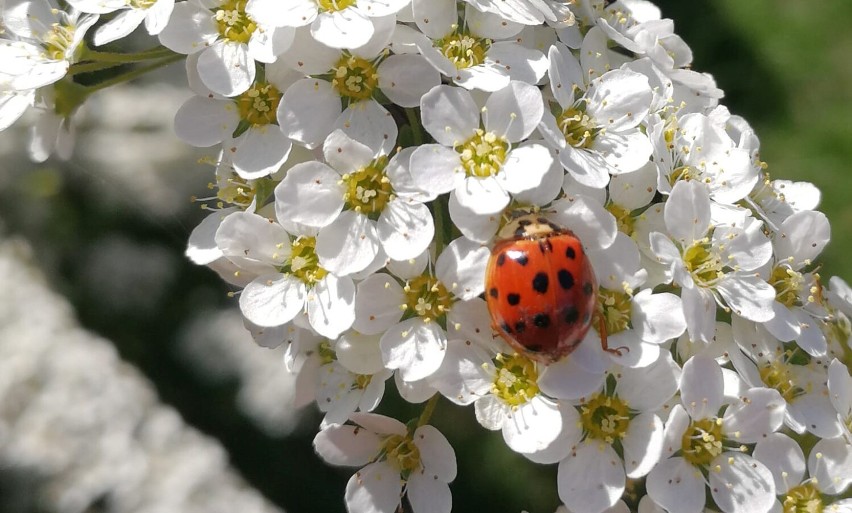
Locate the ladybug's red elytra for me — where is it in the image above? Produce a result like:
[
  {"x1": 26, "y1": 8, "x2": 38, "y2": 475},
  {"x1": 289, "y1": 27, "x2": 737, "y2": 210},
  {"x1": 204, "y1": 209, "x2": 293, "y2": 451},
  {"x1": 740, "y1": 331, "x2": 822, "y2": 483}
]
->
[{"x1": 485, "y1": 214, "x2": 624, "y2": 363}]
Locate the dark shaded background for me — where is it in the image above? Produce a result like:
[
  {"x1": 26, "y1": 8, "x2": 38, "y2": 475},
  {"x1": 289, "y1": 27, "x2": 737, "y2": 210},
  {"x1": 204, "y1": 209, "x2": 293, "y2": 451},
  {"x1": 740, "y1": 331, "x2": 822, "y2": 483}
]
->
[{"x1": 1, "y1": 1, "x2": 850, "y2": 512}]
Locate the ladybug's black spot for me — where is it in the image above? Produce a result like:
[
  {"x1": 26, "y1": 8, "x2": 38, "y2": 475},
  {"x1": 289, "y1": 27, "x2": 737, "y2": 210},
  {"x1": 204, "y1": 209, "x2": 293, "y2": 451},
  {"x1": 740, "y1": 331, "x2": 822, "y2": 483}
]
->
[
  {"x1": 538, "y1": 239, "x2": 553, "y2": 254},
  {"x1": 507, "y1": 293, "x2": 521, "y2": 306},
  {"x1": 558, "y1": 269, "x2": 574, "y2": 290},
  {"x1": 566, "y1": 246, "x2": 576, "y2": 259},
  {"x1": 501, "y1": 322, "x2": 512, "y2": 334},
  {"x1": 563, "y1": 306, "x2": 579, "y2": 324},
  {"x1": 514, "y1": 321, "x2": 526, "y2": 333},
  {"x1": 536, "y1": 217, "x2": 549, "y2": 225},
  {"x1": 489, "y1": 287, "x2": 498, "y2": 298},
  {"x1": 513, "y1": 253, "x2": 529, "y2": 266},
  {"x1": 496, "y1": 253, "x2": 506, "y2": 266},
  {"x1": 532, "y1": 272, "x2": 549, "y2": 294},
  {"x1": 519, "y1": 219, "x2": 532, "y2": 226},
  {"x1": 525, "y1": 344, "x2": 543, "y2": 352},
  {"x1": 547, "y1": 222, "x2": 561, "y2": 232},
  {"x1": 534, "y1": 313, "x2": 551, "y2": 328},
  {"x1": 583, "y1": 282, "x2": 594, "y2": 296},
  {"x1": 514, "y1": 227, "x2": 527, "y2": 237}
]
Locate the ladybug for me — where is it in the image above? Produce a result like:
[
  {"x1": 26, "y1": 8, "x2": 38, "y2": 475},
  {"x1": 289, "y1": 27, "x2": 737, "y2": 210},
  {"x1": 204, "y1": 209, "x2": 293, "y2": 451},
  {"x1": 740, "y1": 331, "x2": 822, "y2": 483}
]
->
[{"x1": 485, "y1": 214, "x2": 624, "y2": 363}]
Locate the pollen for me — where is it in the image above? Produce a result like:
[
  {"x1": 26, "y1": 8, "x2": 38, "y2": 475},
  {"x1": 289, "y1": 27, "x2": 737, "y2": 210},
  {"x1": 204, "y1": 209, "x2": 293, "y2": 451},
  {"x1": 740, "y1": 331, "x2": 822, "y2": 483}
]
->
[
  {"x1": 341, "y1": 155, "x2": 393, "y2": 215},
  {"x1": 403, "y1": 275, "x2": 453, "y2": 322},
  {"x1": 580, "y1": 393, "x2": 630, "y2": 443},
  {"x1": 769, "y1": 264, "x2": 805, "y2": 308},
  {"x1": 214, "y1": 0, "x2": 257, "y2": 44},
  {"x1": 683, "y1": 238, "x2": 723, "y2": 286},
  {"x1": 381, "y1": 433, "x2": 421, "y2": 475},
  {"x1": 236, "y1": 82, "x2": 281, "y2": 126},
  {"x1": 598, "y1": 288, "x2": 633, "y2": 336},
  {"x1": 437, "y1": 31, "x2": 489, "y2": 69},
  {"x1": 284, "y1": 236, "x2": 328, "y2": 286},
  {"x1": 331, "y1": 54, "x2": 380, "y2": 101},
  {"x1": 681, "y1": 418, "x2": 724, "y2": 467},
  {"x1": 782, "y1": 482, "x2": 823, "y2": 513},
  {"x1": 457, "y1": 129, "x2": 508, "y2": 178},
  {"x1": 492, "y1": 353, "x2": 539, "y2": 407},
  {"x1": 318, "y1": 0, "x2": 357, "y2": 12},
  {"x1": 556, "y1": 106, "x2": 598, "y2": 149}
]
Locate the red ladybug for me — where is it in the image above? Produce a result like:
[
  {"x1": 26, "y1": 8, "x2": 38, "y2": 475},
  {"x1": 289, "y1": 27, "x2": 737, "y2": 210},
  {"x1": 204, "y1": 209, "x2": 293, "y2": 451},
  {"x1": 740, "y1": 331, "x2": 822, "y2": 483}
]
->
[{"x1": 485, "y1": 214, "x2": 623, "y2": 363}]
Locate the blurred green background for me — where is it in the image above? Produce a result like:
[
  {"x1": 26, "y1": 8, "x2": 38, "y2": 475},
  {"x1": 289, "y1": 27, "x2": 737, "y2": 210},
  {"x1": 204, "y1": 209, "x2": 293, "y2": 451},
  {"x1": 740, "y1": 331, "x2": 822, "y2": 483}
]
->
[{"x1": 0, "y1": 1, "x2": 851, "y2": 512}]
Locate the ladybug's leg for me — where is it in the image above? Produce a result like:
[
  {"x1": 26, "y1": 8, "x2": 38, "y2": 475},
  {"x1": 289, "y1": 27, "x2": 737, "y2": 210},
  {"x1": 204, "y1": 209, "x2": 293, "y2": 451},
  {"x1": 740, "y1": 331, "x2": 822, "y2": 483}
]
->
[{"x1": 598, "y1": 314, "x2": 629, "y2": 356}]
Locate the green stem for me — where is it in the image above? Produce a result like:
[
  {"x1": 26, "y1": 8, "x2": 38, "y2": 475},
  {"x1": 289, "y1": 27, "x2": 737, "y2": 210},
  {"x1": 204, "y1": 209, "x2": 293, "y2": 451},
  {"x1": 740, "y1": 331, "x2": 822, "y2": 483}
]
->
[
  {"x1": 416, "y1": 394, "x2": 440, "y2": 429},
  {"x1": 432, "y1": 195, "x2": 448, "y2": 253},
  {"x1": 83, "y1": 54, "x2": 184, "y2": 95},
  {"x1": 405, "y1": 107, "x2": 424, "y2": 146},
  {"x1": 81, "y1": 46, "x2": 176, "y2": 64},
  {"x1": 66, "y1": 61, "x2": 126, "y2": 77}
]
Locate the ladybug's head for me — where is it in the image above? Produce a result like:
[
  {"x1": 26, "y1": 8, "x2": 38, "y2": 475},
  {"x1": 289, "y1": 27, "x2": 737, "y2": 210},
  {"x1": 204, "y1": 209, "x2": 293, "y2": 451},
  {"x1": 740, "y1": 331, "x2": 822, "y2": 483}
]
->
[{"x1": 498, "y1": 213, "x2": 563, "y2": 240}]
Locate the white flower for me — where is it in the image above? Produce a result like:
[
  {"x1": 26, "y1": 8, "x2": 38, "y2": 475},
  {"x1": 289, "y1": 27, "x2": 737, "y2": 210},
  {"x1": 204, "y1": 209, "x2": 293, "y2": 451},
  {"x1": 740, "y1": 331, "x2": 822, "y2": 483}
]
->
[
  {"x1": 65, "y1": 0, "x2": 174, "y2": 45},
  {"x1": 539, "y1": 44, "x2": 654, "y2": 189},
  {"x1": 174, "y1": 78, "x2": 293, "y2": 179},
  {"x1": 650, "y1": 180, "x2": 775, "y2": 343},
  {"x1": 0, "y1": 0, "x2": 98, "y2": 90},
  {"x1": 829, "y1": 358, "x2": 852, "y2": 442},
  {"x1": 647, "y1": 356, "x2": 783, "y2": 513},
  {"x1": 316, "y1": 347, "x2": 392, "y2": 427},
  {"x1": 158, "y1": 0, "x2": 294, "y2": 96},
  {"x1": 313, "y1": 413, "x2": 456, "y2": 513},
  {"x1": 410, "y1": 0, "x2": 548, "y2": 91},
  {"x1": 247, "y1": 0, "x2": 409, "y2": 49},
  {"x1": 214, "y1": 211, "x2": 356, "y2": 339},
  {"x1": 552, "y1": 356, "x2": 679, "y2": 513},
  {"x1": 649, "y1": 112, "x2": 757, "y2": 204},
  {"x1": 274, "y1": 130, "x2": 434, "y2": 274},
  {"x1": 730, "y1": 317, "x2": 843, "y2": 440},
  {"x1": 762, "y1": 210, "x2": 831, "y2": 355},
  {"x1": 410, "y1": 82, "x2": 552, "y2": 218},
  {"x1": 754, "y1": 432, "x2": 852, "y2": 511},
  {"x1": 353, "y1": 238, "x2": 491, "y2": 382}
]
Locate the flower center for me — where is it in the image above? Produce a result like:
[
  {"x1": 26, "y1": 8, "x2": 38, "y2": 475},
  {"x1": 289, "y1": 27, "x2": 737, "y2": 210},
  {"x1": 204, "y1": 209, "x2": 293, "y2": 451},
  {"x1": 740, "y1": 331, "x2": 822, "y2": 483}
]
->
[
  {"x1": 556, "y1": 107, "x2": 598, "y2": 149},
  {"x1": 669, "y1": 165, "x2": 698, "y2": 185},
  {"x1": 317, "y1": 0, "x2": 356, "y2": 12},
  {"x1": 43, "y1": 22, "x2": 76, "y2": 61},
  {"x1": 580, "y1": 393, "x2": 630, "y2": 443},
  {"x1": 129, "y1": 0, "x2": 156, "y2": 8},
  {"x1": 782, "y1": 483, "x2": 823, "y2": 513},
  {"x1": 342, "y1": 156, "x2": 393, "y2": 215},
  {"x1": 457, "y1": 129, "x2": 508, "y2": 178},
  {"x1": 287, "y1": 236, "x2": 328, "y2": 285},
  {"x1": 770, "y1": 264, "x2": 805, "y2": 308},
  {"x1": 759, "y1": 359, "x2": 804, "y2": 403},
  {"x1": 354, "y1": 373, "x2": 372, "y2": 390},
  {"x1": 682, "y1": 238, "x2": 723, "y2": 286},
  {"x1": 681, "y1": 418, "x2": 724, "y2": 467},
  {"x1": 606, "y1": 203, "x2": 635, "y2": 236},
  {"x1": 217, "y1": 174, "x2": 256, "y2": 208},
  {"x1": 214, "y1": 0, "x2": 256, "y2": 44},
  {"x1": 598, "y1": 288, "x2": 632, "y2": 336},
  {"x1": 381, "y1": 434, "x2": 421, "y2": 474},
  {"x1": 403, "y1": 276, "x2": 453, "y2": 323},
  {"x1": 438, "y1": 31, "x2": 489, "y2": 69},
  {"x1": 331, "y1": 54, "x2": 379, "y2": 101},
  {"x1": 318, "y1": 340, "x2": 336, "y2": 364},
  {"x1": 236, "y1": 82, "x2": 281, "y2": 126},
  {"x1": 492, "y1": 353, "x2": 539, "y2": 407}
]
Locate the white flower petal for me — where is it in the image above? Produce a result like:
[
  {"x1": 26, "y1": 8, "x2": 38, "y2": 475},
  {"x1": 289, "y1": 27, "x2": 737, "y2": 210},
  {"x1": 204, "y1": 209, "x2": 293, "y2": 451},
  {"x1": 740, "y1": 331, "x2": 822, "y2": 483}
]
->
[
  {"x1": 722, "y1": 387, "x2": 785, "y2": 443},
  {"x1": 420, "y1": 85, "x2": 478, "y2": 146},
  {"x1": 336, "y1": 331, "x2": 385, "y2": 375},
  {"x1": 198, "y1": 41, "x2": 254, "y2": 96},
  {"x1": 548, "y1": 42, "x2": 584, "y2": 107},
  {"x1": 93, "y1": 9, "x2": 146, "y2": 45},
  {"x1": 633, "y1": 290, "x2": 686, "y2": 344},
  {"x1": 810, "y1": 436, "x2": 852, "y2": 495},
  {"x1": 585, "y1": 70, "x2": 652, "y2": 131},
  {"x1": 550, "y1": 196, "x2": 617, "y2": 250},
  {"x1": 317, "y1": 211, "x2": 380, "y2": 276},
  {"x1": 681, "y1": 285, "x2": 716, "y2": 344},
  {"x1": 240, "y1": 273, "x2": 305, "y2": 327},
  {"x1": 709, "y1": 453, "x2": 775, "y2": 513},
  {"x1": 430, "y1": 339, "x2": 493, "y2": 405},
  {"x1": 323, "y1": 128, "x2": 376, "y2": 173},
  {"x1": 378, "y1": 54, "x2": 441, "y2": 108},
  {"x1": 307, "y1": 274, "x2": 356, "y2": 338},
  {"x1": 594, "y1": 129, "x2": 653, "y2": 174},
  {"x1": 774, "y1": 210, "x2": 831, "y2": 264},
  {"x1": 680, "y1": 355, "x2": 724, "y2": 419},
  {"x1": 407, "y1": 474, "x2": 451, "y2": 513},
  {"x1": 616, "y1": 353, "x2": 680, "y2": 413},
  {"x1": 378, "y1": 200, "x2": 434, "y2": 261},
  {"x1": 157, "y1": 1, "x2": 218, "y2": 53},
  {"x1": 483, "y1": 80, "x2": 543, "y2": 142},
  {"x1": 314, "y1": 424, "x2": 383, "y2": 466},
  {"x1": 174, "y1": 96, "x2": 238, "y2": 147},
  {"x1": 502, "y1": 396, "x2": 563, "y2": 453},
  {"x1": 498, "y1": 143, "x2": 552, "y2": 194},
  {"x1": 559, "y1": 146, "x2": 611, "y2": 188},
  {"x1": 334, "y1": 100, "x2": 399, "y2": 157},
  {"x1": 345, "y1": 461, "x2": 401, "y2": 513},
  {"x1": 716, "y1": 274, "x2": 776, "y2": 322},
  {"x1": 274, "y1": 161, "x2": 345, "y2": 227},
  {"x1": 623, "y1": 412, "x2": 664, "y2": 478},
  {"x1": 665, "y1": 180, "x2": 711, "y2": 244},
  {"x1": 753, "y1": 433, "x2": 805, "y2": 495},
  {"x1": 413, "y1": 424, "x2": 457, "y2": 481},
  {"x1": 453, "y1": 176, "x2": 510, "y2": 215},
  {"x1": 558, "y1": 441, "x2": 625, "y2": 513},
  {"x1": 354, "y1": 273, "x2": 405, "y2": 334},
  {"x1": 187, "y1": 208, "x2": 235, "y2": 265},
  {"x1": 380, "y1": 318, "x2": 446, "y2": 382},
  {"x1": 447, "y1": 194, "x2": 500, "y2": 243},
  {"x1": 278, "y1": 78, "x2": 341, "y2": 148},
  {"x1": 230, "y1": 127, "x2": 292, "y2": 179},
  {"x1": 312, "y1": 9, "x2": 374, "y2": 49},
  {"x1": 646, "y1": 457, "x2": 706, "y2": 513},
  {"x1": 435, "y1": 237, "x2": 490, "y2": 301}
]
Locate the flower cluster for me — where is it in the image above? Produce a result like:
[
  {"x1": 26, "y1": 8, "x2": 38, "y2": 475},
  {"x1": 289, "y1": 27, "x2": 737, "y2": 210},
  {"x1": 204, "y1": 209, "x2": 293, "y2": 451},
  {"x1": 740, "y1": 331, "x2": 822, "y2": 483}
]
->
[{"x1": 3, "y1": 0, "x2": 852, "y2": 512}]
